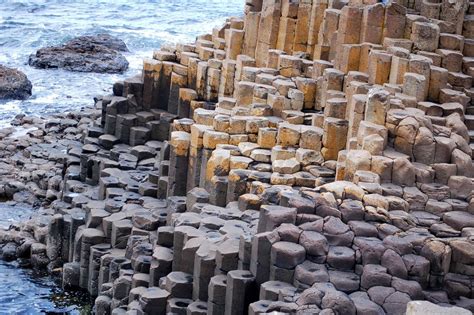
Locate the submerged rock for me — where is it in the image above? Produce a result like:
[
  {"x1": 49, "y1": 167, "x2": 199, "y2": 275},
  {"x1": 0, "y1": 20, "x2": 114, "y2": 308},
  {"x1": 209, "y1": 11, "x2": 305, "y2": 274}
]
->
[
  {"x1": 28, "y1": 33, "x2": 129, "y2": 73},
  {"x1": 1, "y1": 242, "x2": 18, "y2": 261},
  {"x1": 0, "y1": 65, "x2": 32, "y2": 100}
]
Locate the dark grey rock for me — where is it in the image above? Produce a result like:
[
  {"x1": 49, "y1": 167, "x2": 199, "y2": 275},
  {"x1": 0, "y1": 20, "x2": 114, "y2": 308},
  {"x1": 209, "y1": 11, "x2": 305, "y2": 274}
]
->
[
  {"x1": 29, "y1": 34, "x2": 128, "y2": 73},
  {"x1": 0, "y1": 65, "x2": 32, "y2": 100},
  {"x1": 68, "y1": 34, "x2": 128, "y2": 52},
  {"x1": 1, "y1": 242, "x2": 18, "y2": 261}
]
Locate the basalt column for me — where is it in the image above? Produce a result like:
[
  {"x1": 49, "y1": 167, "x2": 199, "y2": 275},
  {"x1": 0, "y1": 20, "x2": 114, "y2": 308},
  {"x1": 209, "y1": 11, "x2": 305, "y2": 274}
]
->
[{"x1": 167, "y1": 131, "x2": 190, "y2": 197}]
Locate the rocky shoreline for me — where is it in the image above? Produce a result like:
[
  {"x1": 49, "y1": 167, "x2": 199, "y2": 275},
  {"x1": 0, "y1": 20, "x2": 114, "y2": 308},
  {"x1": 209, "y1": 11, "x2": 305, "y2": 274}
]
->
[
  {"x1": 0, "y1": 0, "x2": 473, "y2": 315},
  {"x1": 0, "y1": 107, "x2": 101, "y2": 262}
]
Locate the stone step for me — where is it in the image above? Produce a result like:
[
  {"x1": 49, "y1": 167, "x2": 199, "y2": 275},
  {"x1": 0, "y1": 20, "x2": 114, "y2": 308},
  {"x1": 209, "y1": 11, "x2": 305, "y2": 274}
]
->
[
  {"x1": 469, "y1": 130, "x2": 474, "y2": 143},
  {"x1": 138, "y1": 182, "x2": 158, "y2": 197},
  {"x1": 465, "y1": 114, "x2": 474, "y2": 130},
  {"x1": 466, "y1": 106, "x2": 474, "y2": 116},
  {"x1": 466, "y1": 16, "x2": 474, "y2": 38}
]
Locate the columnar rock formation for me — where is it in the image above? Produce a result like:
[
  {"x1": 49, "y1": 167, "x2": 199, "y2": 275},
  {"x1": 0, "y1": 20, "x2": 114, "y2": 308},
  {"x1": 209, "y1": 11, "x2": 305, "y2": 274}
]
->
[{"x1": 2, "y1": 0, "x2": 474, "y2": 314}]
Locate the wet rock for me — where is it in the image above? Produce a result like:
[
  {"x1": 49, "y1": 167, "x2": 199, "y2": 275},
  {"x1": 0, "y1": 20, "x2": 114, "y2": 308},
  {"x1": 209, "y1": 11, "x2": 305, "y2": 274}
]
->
[
  {"x1": 95, "y1": 295, "x2": 112, "y2": 315},
  {"x1": 29, "y1": 34, "x2": 129, "y2": 73},
  {"x1": 63, "y1": 262, "x2": 80, "y2": 289},
  {"x1": 30, "y1": 242, "x2": 49, "y2": 269},
  {"x1": 1, "y1": 242, "x2": 18, "y2": 261},
  {"x1": 0, "y1": 65, "x2": 32, "y2": 100},
  {"x1": 16, "y1": 238, "x2": 34, "y2": 258}
]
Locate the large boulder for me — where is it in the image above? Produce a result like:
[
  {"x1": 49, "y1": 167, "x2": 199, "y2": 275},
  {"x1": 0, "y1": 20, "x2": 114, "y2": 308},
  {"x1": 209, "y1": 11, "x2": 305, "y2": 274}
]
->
[
  {"x1": 29, "y1": 33, "x2": 129, "y2": 73},
  {"x1": 0, "y1": 65, "x2": 32, "y2": 100}
]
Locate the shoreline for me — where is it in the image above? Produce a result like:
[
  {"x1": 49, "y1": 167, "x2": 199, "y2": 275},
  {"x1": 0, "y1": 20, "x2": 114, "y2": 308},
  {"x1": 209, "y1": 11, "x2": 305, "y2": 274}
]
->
[{"x1": 0, "y1": 257, "x2": 93, "y2": 313}]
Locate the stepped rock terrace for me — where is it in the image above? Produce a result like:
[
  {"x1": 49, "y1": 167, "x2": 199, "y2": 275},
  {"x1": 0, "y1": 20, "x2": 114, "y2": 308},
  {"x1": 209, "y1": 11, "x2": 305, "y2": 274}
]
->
[{"x1": 0, "y1": 0, "x2": 474, "y2": 314}]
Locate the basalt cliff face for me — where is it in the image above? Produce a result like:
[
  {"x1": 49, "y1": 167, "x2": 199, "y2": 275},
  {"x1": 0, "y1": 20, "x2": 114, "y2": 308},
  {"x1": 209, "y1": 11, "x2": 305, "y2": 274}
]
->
[{"x1": 1, "y1": 0, "x2": 474, "y2": 314}]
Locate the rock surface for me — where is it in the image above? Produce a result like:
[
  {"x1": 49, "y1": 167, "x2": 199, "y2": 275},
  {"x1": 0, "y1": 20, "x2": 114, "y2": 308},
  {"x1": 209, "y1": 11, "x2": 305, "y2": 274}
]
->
[
  {"x1": 67, "y1": 34, "x2": 129, "y2": 52},
  {"x1": 28, "y1": 34, "x2": 129, "y2": 73},
  {"x1": 1, "y1": 2, "x2": 474, "y2": 315},
  {"x1": 0, "y1": 65, "x2": 32, "y2": 100},
  {"x1": 406, "y1": 301, "x2": 472, "y2": 315}
]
